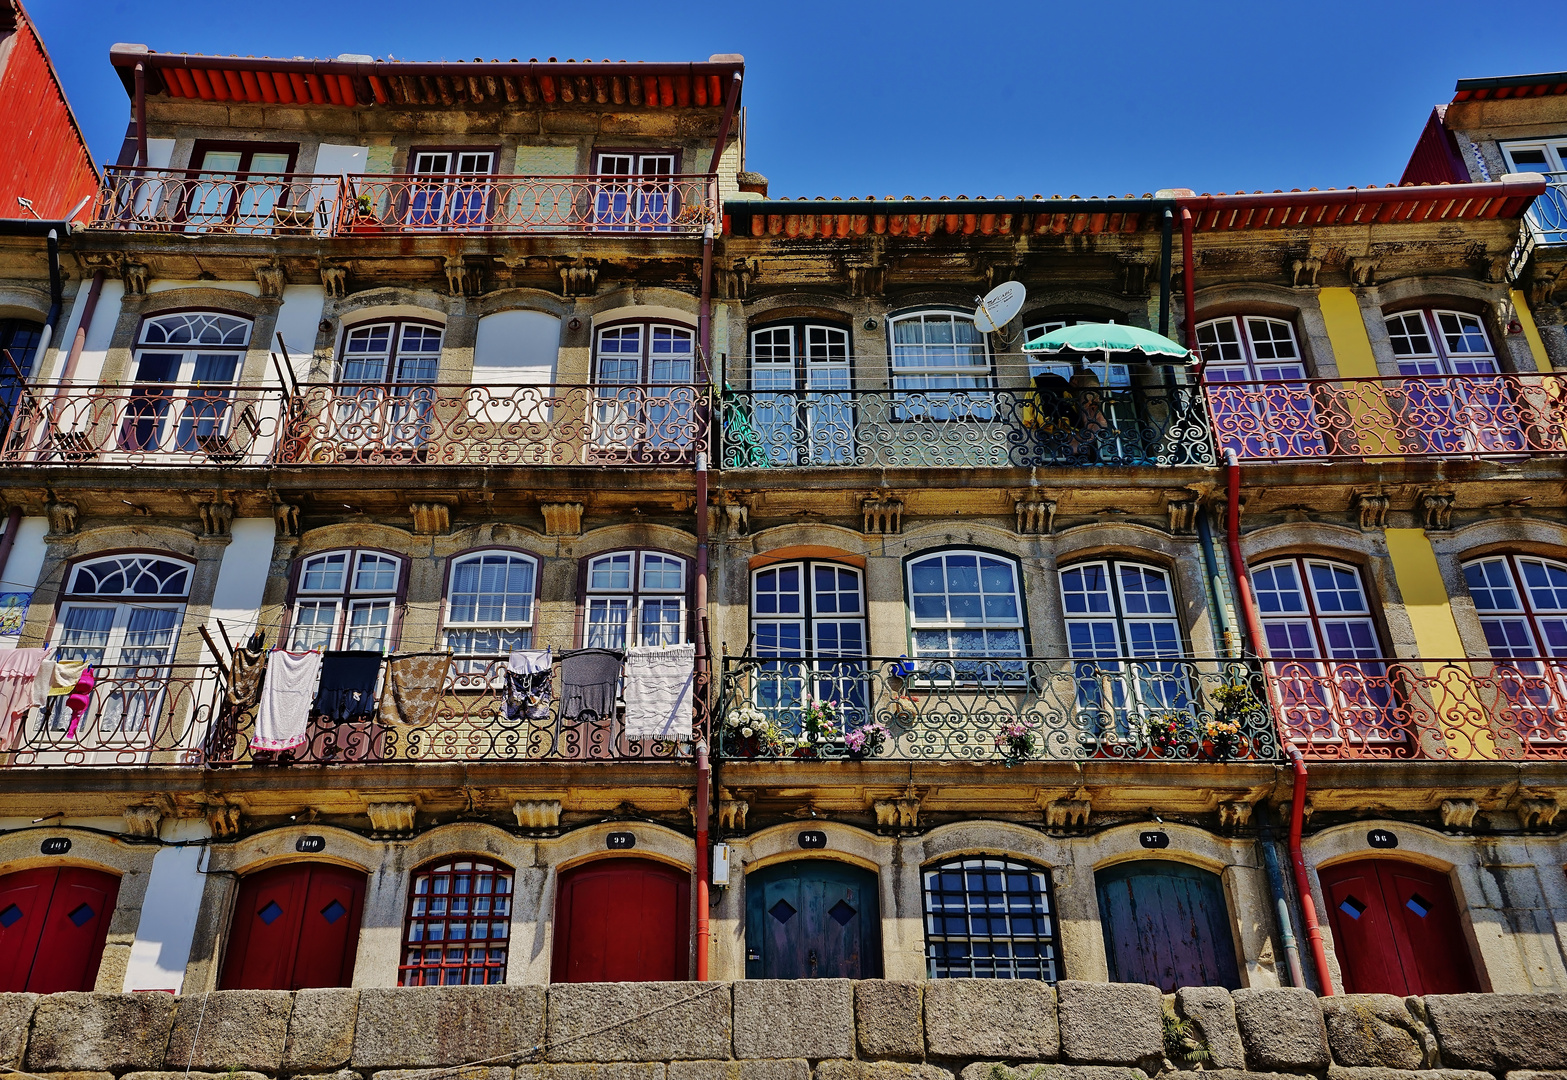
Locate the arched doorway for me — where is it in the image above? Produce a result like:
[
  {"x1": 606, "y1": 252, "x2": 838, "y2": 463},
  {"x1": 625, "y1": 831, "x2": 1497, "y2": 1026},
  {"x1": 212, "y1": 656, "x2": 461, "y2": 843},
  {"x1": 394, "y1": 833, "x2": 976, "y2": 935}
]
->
[
  {"x1": 1096, "y1": 860, "x2": 1241, "y2": 991},
  {"x1": 0, "y1": 866, "x2": 120, "y2": 992},
  {"x1": 745, "y1": 859, "x2": 882, "y2": 979},
  {"x1": 219, "y1": 862, "x2": 366, "y2": 990},
  {"x1": 1320, "y1": 857, "x2": 1479, "y2": 995},
  {"x1": 551, "y1": 857, "x2": 690, "y2": 982}
]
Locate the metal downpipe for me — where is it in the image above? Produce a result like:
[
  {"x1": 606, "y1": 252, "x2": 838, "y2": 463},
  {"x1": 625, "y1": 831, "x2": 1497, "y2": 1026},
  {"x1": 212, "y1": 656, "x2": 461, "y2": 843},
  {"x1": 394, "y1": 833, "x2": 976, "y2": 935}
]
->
[{"x1": 1259, "y1": 801, "x2": 1306, "y2": 988}]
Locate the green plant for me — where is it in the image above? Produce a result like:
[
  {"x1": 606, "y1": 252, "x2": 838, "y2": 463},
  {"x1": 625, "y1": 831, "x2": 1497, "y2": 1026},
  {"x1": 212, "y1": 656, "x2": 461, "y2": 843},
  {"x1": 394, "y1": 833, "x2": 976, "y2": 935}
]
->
[
  {"x1": 723, "y1": 701, "x2": 786, "y2": 755},
  {"x1": 1162, "y1": 1007, "x2": 1212, "y2": 1069},
  {"x1": 994, "y1": 718, "x2": 1037, "y2": 764},
  {"x1": 1210, "y1": 680, "x2": 1259, "y2": 718}
]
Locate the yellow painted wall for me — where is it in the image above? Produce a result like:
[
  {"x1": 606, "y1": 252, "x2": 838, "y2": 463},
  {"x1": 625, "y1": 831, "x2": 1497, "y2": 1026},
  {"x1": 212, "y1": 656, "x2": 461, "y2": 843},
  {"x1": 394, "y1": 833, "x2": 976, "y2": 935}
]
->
[
  {"x1": 1512, "y1": 288, "x2": 1553, "y2": 372},
  {"x1": 1318, "y1": 288, "x2": 1381, "y2": 378},
  {"x1": 1384, "y1": 529, "x2": 1467, "y2": 659}
]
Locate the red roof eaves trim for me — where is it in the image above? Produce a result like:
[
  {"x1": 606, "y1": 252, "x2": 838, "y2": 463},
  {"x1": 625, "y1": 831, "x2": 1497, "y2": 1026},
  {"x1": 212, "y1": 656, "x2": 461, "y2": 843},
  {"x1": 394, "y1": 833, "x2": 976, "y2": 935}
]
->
[{"x1": 1176, "y1": 178, "x2": 1545, "y2": 230}]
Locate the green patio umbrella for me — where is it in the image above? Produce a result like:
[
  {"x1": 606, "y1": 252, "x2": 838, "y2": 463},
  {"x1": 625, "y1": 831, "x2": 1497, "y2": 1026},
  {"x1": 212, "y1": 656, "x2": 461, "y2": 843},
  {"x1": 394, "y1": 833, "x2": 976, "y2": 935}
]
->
[{"x1": 1022, "y1": 323, "x2": 1191, "y2": 360}]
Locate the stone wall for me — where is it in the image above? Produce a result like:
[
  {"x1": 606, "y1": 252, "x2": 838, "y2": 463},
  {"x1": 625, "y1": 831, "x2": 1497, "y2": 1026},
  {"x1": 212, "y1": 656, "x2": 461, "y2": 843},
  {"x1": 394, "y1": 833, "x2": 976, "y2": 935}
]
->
[{"x1": 4, "y1": 982, "x2": 1566, "y2": 1080}]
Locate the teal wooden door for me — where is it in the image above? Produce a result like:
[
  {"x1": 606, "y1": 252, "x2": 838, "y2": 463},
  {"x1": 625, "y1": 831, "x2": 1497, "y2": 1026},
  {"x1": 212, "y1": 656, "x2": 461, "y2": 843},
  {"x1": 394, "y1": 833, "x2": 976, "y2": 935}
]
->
[
  {"x1": 1096, "y1": 860, "x2": 1241, "y2": 991},
  {"x1": 745, "y1": 860, "x2": 881, "y2": 979}
]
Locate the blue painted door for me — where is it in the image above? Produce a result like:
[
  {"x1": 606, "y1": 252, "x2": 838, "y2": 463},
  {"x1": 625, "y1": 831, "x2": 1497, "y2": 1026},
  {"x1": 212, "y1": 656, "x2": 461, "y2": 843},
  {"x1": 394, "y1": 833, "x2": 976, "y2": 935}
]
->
[
  {"x1": 746, "y1": 860, "x2": 881, "y2": 979},
  {"x1": 1096, "y1": 860, "x2": 1241, "y2": 991}
]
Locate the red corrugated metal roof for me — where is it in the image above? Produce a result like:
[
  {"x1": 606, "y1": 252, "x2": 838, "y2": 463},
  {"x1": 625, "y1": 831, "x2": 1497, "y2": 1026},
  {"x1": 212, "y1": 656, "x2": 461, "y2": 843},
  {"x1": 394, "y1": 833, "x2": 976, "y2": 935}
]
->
[
  {"x1": 0, "y1": 0, "x2": 99, "y2": 219},
  {"x1": 109, "y1": 45, "x2": 743, "y2": 109},
  {"x1": 1179, "y1": 177, "x2": 1544, "y2": 231},
  {"x1": 1452, "y1": 72, "x2": 1567, "y2": 102}
]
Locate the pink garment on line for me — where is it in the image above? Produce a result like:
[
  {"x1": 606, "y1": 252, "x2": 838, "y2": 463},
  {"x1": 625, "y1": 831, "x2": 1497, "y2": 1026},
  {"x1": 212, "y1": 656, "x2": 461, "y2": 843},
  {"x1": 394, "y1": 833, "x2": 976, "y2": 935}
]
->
[
  {"x1": 0, "y1": 648, "x2": 48, "y2": 751},
  {"x1": 63, "y1": 666, "x2": 96, "y2": 739}
]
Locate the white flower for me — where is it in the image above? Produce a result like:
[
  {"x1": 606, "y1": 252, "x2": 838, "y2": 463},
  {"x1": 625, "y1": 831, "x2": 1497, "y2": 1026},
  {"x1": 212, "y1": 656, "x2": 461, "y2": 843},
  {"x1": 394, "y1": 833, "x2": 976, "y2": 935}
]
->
[{"x1": 740, "y1": 726, "x2": 753, "y2": 738}]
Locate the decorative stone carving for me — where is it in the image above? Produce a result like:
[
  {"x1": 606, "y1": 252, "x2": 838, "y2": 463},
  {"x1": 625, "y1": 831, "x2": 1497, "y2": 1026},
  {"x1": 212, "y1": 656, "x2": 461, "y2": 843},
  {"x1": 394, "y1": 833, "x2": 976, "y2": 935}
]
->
[
  {"x1": 366, "y1": 801, "x2": 417, "y2": 836},
  {"x1": 1045, "y1": 798, "x2": 1091, "y2": 830},
  {"x1": 254, "y1": 261, "x2": 286, "y2": 298},
  {"x1": 1421, "y1": 491, "x2": 1456, "y2": 531},
  {"x1": 45, "y1": 499, "x2": 78, "y2": 535},
  {"x1": 718, "y1": 789, "x2": 748, "y2": 831},
  {"x1": 1167, "y1": 498, "x2": 1199, "y2": 535},
  {"x1": 559, "y1": 259, "x2": 599, "y2": 298},
  {"x1": 1217, "y1": 800, "x2": 1252, "y2": 833},
  {"x1": 123, "y1": 805, "x2": 162, "y2": 838},
  {"x1": 1440, "y1": 798, "x2": 1479, "y2": 831},
  {"x1": 718, "y1": 258, "x2": 758, "y2": 300},
  {"x1": 848, "y1": 264, "x2": 885, "y2": 297},
  {"x1": 122, "y1": 261, "x2": 149, "y2": 296},
  {"x1": 410, "y1": 502, "x2": 451, "y2": 535},
  {"x1": 1290, "y1": 257, "x2": 1322, "y2": 289},
  {"x1": 862, "y1": 495, "x2": 903, "y2": 535},
  {"x1": 721, "y1": 499, "x2": 749, "y2": 535},
  {"x1": 320, "y1": 263, "x2": 348, "y2": 299},
  {"x1": 1529, "y1": 266, "x2": 1561, "y2": 308},
  {"x1": 540, "y1": 502, "x2": 584, "y2": 537},
  {"x1": 1015, "y1": 498, "x2": 1056, "y2": 535},
  {"x1": 1353, "y1": 490, "x2": 1389, "y2": 530},
  {"x1": 1518, "y1": 797, "x2": 1559, "y2": 829},
  {"x1": 1349, "y1": 256, "x2": 1381, "y2": 288},
  {"x1": 208, "y1": 804, "x2": 242, "y2": 838},
  {"x1": 444, "y1": 255, "x2": 481, "y2": 297},
  {"x1": 274, "y1": 502, "x2": 301, "y2": 537},
  {"x1": 1118, "y1": 255, "x2": 1152, "y2": 296},
  {"x1": 198, "y1": 498, "x2": 234, "y2": 537},
  {"x1": 872, "y1": 787, "x2": 922, "y2": 832},
  {"x1": 513, "y1": 799, "x2": 562, "y2": 830}
]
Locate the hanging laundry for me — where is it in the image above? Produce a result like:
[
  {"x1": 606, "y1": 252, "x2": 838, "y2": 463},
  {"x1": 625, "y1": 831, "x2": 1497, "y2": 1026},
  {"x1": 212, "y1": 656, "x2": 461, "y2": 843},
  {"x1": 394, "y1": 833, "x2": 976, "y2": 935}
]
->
[
  {"x1": 622, "y1": 643, "x2": 696, "y2": 740},
  {"x1": 63, "y1": 667, "x2": 97, "y2": 739},
  {"x1": 380, "y1": 651, "x2": 452, "y2": 728},
  {"x1": 0, "y1": 648, "x2": 47, "y2": 751},
  {"x1": 44, "y1": 659, "x2": 88, "y2": 696},
  {"x1": 226, "y1": 635, "x2": 268, "y2": 709},
  {"x1": 252, "y1": 649, "x2": 323, "y2": 752},
  {"x1": 313, "y1": 651, "x2": 382, "y2": 724},
  {"x1": 558, "y1": 648, "x2": 623, "y2": 722},
  {"x1": 504, "y1": 649, "x2": 552, "y2": 723}
]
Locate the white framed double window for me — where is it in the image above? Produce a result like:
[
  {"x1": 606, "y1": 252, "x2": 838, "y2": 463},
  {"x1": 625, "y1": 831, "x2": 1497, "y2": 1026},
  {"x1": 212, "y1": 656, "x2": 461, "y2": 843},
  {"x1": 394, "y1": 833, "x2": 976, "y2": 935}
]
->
[
  {"x1": 1499, "y1": 140, "x2": 1567, "y2": 176},
  {"x1": 890, "y1": 310, "x2": 991, "y2": 391},
  {"x1": 1386, "y1": 309, "x2": 1498, "y2": 377},
  {"x1": 1060, "y1": 560, "x2": 1188, "y2": 736},
  {"x1": 444, "y1": 551, "x2": 539, "y2": 669},
  {"x1": 1197, "y1": 316, "x2": 1320, "y2": 459},
  {"x1": 123, "y1": 312, "x2": 252, "y2": 455},
  {"x1": 1464, "y1": 554, "x2": 1567, "y2": 660},
  {"x1": 592, "y1": 321, "x2": 697, "y2": 456},
  {"x1": 584, "y1": 550, "x2": 689, "y2": 649},
  {"x1": 907, "y1": 551, "x2": 1024, "y2": 660},
  {"x1": 750, "y1": 561, "x2": 866, "y2": 658},
  {"x1": 288, "y1": 549, "x2": 404, "y2": 653},
  {"x1": 748, "y1": 322, "x2": 854, "y2": 465},
  {"x1": 1385, "y1": 308, "x2": 1514, "y2": 455}
]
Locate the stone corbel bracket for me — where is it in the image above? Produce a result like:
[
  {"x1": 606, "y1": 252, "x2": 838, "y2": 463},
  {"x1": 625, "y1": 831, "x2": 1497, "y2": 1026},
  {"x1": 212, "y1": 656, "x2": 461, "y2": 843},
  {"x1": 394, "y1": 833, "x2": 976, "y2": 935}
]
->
[
  {"x1": 513, "y1": 799, "x2": 562, "y2": 832},
  {"x1": 366, "y1": 801, "x2": 418, "y2": 838}
]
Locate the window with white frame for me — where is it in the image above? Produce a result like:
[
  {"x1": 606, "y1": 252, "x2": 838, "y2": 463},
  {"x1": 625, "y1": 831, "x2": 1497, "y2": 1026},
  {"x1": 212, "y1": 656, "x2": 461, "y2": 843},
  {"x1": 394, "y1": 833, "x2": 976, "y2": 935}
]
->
[
  {"x1": 1197, "y1": 315, "x2": 1321, "y2": 459},
  {"x1": 1385, "y1": 309, "x2": 1499, "y2": 377},
  {"x1": 750, "y1": 561, "x2": 866, "y2": 658},
  {"x1": 1023, "y1": 317, "x2": 1128, "y2": 385},
  {"x1": 1463, "y1": 554, "x2": 1567, "y2": 659},
  {"x1": 748, "y1": 322, "x2": 854, "y2": 465},
  {"x1": 890, "y1": 310, "x2": 991, "y2": 390},
  {"x1": 1499, "y1": 139, "x2": 1567, "y2": 176},
  {"x1": 444, "y1": 551, "x2": 538, "y2": 668},
  {"x1": 124, "y1": 312, "x2": 252, "y2": 454},
  {"x1": 907, "y1": 551, "x2": 1024, "y2": 661},
  {"x1": 584, "y1": 550, "x2": 689, "y2": 649},
  {"x1": 1060, "y1": 560, "x2": 1183, "y2": 659},
  {"x1": 288, "y1": 549, "x2": 403, "y2": 653},
  {"x1": 339, "y1": 320, "x2": 443, "y2": 385},
  {"x1": 1197, "y1": 316, "x2": 1307, "y2": 382},
  {"x1": 592, "y1": 321, "x2": 697, "y2": 454}
]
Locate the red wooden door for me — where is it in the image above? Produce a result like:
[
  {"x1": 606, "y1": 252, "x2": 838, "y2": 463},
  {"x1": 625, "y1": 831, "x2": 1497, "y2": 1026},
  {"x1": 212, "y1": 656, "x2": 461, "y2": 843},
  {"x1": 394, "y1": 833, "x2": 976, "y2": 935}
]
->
[
  {"x1": 1321, "y1": 858, "x2": 1479, "y2": 995},
  {"x1": 551, "y1": 858, "x2": 690, "y2": 982},
  {"x1": 219, "y1": 862, "x2": 366, "y2": 990},
  {"x1": 0, "y1": 866, "x2": 120, "y2": 992}
]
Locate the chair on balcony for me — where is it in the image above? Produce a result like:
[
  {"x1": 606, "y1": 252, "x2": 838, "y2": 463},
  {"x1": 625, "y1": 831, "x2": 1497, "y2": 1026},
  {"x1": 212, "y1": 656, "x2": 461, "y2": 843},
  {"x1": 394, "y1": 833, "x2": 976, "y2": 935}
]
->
[
  {"x1": 195, "y1": 404, "x2": 262, "y2": 464},
  {"x1": 47, "y1": 428, "x2": 98, "y2": 463}
]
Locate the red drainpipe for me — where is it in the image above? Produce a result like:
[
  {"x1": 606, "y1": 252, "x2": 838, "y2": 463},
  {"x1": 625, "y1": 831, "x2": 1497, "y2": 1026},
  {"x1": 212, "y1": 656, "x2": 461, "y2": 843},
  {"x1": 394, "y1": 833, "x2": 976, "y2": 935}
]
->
[{"x1": 1224, "y1": 448, "x2": 1335, "y2": 995}]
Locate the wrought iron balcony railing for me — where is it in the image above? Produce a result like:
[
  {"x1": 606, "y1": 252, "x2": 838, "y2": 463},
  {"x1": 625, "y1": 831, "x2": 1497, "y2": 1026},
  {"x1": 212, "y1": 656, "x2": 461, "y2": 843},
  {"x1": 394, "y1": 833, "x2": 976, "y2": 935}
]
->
[
  {"x1": 87, "y1": 168, "x2": 720, "y2": 237},
  {"x1": 277, "y1": 382, "x2": 707, "y2": 466},
  {"x1": 716, "y1": 655, "x2": 1279, "y2": 763},
  {"x1": 4, "y1": 659, "x2": 703, "y2": 767},
  {"x1": 1272, "y1": 657, "x2": 1567, "y2": 761},
  {"x1": 1525, "y1": 171, "x2": 1567, "y2": 247},
  {"x1": 721, "y1": 384, "x2": 1215, "y2": 469},
  {"x1": 1204, "y1": 372, "x2": 1567, "y2": 463},
  {"x1": 0, "y1": 383, "x2": 285, "y2": 466}
]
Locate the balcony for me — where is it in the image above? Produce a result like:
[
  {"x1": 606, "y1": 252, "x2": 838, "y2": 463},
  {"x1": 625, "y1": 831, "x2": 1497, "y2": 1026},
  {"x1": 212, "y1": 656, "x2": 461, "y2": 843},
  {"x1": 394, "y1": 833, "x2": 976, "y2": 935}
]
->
[
  {"x1": 0, "y1": 383, "x2": 284, "y2": 467},
  {"x1": 1525, "y1": 171, "x2": 1567, "y2": 247},
  {"x1": 716, "y1": 655, "x2": 1279, "y2": 763},
  {"x1": 1204, "y1": 372, "x2": 1567, "y2": 463},
  {"x1": 1272, "y1": 658, "x2": 1567, "y2": 761},
  {"x1": 90, "y1": 168, "x2": 718, "y2": 237},
  {"x1": 5, "y1": 660, "x2": 701, "y2": 767},
  {"x1": 276, "y1": 382, "x2": 707, "y2": 467},
  {"x1": 721, "y1": 384, "x2": 1215, "y2": 469}
]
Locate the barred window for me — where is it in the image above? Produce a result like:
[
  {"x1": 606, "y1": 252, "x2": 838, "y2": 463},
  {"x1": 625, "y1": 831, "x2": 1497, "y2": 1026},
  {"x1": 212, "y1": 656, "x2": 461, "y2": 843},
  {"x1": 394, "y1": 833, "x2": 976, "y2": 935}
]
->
[
  {"x1": 399, "y1": 858, "x2": 513, "y2": 985},
  {"x1": 923, "y1": 856, "x2": 1058, "y2": 980}
]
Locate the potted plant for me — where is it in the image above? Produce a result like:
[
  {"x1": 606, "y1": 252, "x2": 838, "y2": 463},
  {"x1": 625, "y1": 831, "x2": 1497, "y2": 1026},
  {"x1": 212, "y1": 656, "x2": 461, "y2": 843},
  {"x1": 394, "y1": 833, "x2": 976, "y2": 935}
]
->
[
  {"x1": 1148, "y1": 711, "x2": 1187, "y2": 757},
  {"x1": 794, "y1": 694, "x2": 842, "y2": 759},
  {"x1": 723, "y1": 701, "x2": 785, "y2": 758},
  {"x1": 844, "y1": 721, "x2": 890, "y2": 760},
  {"x1": 994, "y1": 718, "x2": 1037, "y2": 765},
  {"x1": 346, "y1": 192, "x2": 384, "y2": 234},
  {"x1": 1204, "y1": 680, "x2": 1258, "y2": 760},
  {"x1": 1204, "y1": 716, "x2": 1242, "y2": 761}
]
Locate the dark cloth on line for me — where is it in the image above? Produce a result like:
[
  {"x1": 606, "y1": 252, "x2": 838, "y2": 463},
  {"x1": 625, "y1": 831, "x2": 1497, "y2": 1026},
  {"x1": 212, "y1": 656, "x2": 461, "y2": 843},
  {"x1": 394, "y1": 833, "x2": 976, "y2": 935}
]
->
[
  {"x1": 226, "y1": 640, "x2": 268, "y2": 709},
  {"x1": 504, "y1": 650, "x2": 553, "y2": 723},
  {"x1": 558, "y1": 648, "x2": 623, "y2": 721},
  {"x1": 313, "y1": 650, "x2": 382, "y2": 724}
]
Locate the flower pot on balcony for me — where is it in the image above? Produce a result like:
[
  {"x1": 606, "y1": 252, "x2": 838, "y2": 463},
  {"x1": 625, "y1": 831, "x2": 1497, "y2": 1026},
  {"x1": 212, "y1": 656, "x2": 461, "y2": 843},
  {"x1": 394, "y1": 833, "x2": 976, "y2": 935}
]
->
[{"x1": 347, "y1": 220, "x2": 385, "y2": 235}]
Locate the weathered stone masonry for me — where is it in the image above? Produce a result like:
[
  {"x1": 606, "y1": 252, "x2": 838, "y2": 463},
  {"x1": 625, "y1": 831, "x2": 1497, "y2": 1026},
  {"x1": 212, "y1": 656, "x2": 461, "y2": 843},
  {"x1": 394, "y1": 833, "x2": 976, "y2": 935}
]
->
[{"x1": 3, "y1": 983, "x2": 1566, "y2": 1080}]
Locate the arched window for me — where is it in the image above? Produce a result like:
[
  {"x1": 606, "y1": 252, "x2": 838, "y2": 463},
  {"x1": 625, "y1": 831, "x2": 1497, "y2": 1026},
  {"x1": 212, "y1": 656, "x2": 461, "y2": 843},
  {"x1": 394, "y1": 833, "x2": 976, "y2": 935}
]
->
[
  {"x1": 595, "y1": 322, "x2": 694, "y2": 385},
  {"x1": 399, "y1": 857, "x2": 513, "y2": 986},
  {"x1": 338, "y1": 320, "x2": 443, "y2": 385},
  {"x1": 1197, "y1": 316, "x2": 1305, "y2": 381},
  {"x1": 1385, "y1": 308, "x2": 1513, "y2": 456},
  {"x1": 922, "y1": 856, "x2": 1058, "y2": 981},
  {"x1": 907, "y1": 550, "x2": 1023, "y2": 661},
  {"x1": 1198, "y1": 316, "x2": 1320, "y2": 460},
  {"x1": 473, "y1": 310, "x2": 558, "y2": 385},
  {"x1": 287, "y1": 549, "x2": 404, "y2": 653},
  {"x1": 1462, "y1": 554, "x2": 1567, "y2": 658},
  {"x1": 748, "y1": 321, "x2": 853, "y2": 465},
  {"x1": 0, "y1": 317, "x2": 44, "y2": 380},
  {"x1": 125, "y1": 312, "x2": 252, "y2": 453},
  {"x1": 444, "y1": 551, "x2": 538, "y2": 669},
  {"x1": 890, "y1": 310, "x2": 990, "y2": 390},
  {"x1": 1025, "y1": 316, "x2": 1127, "y2": 385},
  {"x1": 593, "y1": 321, "x2": 697, "y2": 457},
  {"x1": 751, "y1": 560, "x2": 865, "y2": 658},
  {"x1": 1386, "y1": 309, "x2": 1497, "y2": 377},
  {"x1": 584, "y1": 550, "x2": 689, "y2": 648},
  {"x1": 1059, "y1": 560, "x2": 1181, "y2": 658}
]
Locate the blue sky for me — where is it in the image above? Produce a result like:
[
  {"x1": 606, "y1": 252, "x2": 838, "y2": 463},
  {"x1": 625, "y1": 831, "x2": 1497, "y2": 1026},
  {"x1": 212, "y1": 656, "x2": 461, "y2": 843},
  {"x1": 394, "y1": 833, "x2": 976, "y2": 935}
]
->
[{"x1": 29, "y1": 0, "x2": 1567, "y2": 197}]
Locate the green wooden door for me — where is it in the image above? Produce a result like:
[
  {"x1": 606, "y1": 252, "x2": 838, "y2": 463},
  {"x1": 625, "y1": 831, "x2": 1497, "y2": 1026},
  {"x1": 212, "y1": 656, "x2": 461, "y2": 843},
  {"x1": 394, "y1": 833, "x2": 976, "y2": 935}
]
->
[
  {"x1": 1096, "y1": 860, "x2": 1241, "y2": 991},
  {"x1": 745, "y1": 860, "x2": 882, "y2": 979}
]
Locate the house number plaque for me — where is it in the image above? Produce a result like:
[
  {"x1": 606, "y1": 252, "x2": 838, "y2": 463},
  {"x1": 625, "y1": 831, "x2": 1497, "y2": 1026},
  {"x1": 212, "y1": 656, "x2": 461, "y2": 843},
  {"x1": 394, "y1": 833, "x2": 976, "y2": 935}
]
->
[
  {"x1": 40, "y1": 837, "x2": 72, "y2": 855},
  {"x1": 606, "y1": 832, "x2": 637, "y2": 850},
  {"x1": 1367, "y1": 829, "x2": 1399, "y2": 849},
  {"x1": 295, "y1": 835, "x2": 326, "y2": 853},
  {"x1": 1139, "y1": 831, "x2": 1170, "y2": 849},
  {"x1": 798, "y1": 831, "x2": 828, "y2": 849}
]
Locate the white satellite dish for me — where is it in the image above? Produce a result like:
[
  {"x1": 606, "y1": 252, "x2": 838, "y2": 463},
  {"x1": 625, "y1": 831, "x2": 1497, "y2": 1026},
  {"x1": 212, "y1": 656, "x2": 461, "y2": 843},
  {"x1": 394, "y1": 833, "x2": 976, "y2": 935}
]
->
[{"x1": 974, "y1": 281, "x2": 1026, "y2": 334}]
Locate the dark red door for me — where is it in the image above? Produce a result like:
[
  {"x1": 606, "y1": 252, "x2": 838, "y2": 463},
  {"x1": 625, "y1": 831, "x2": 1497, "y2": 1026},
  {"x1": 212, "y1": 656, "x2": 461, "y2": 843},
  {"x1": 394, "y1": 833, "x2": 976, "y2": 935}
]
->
[
  {"x1": 219, "y1": 862, "x2": 366, "y2": 990},
  {"x1": 551, "y1": 858, "x2": 690, "y2": 982},
  {"x1": 1321, "y1": 858, "x2": 1479, "y2": 995},
  {"x1": 0, "y1": 866, "x2": 120, "y2": 992}
]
